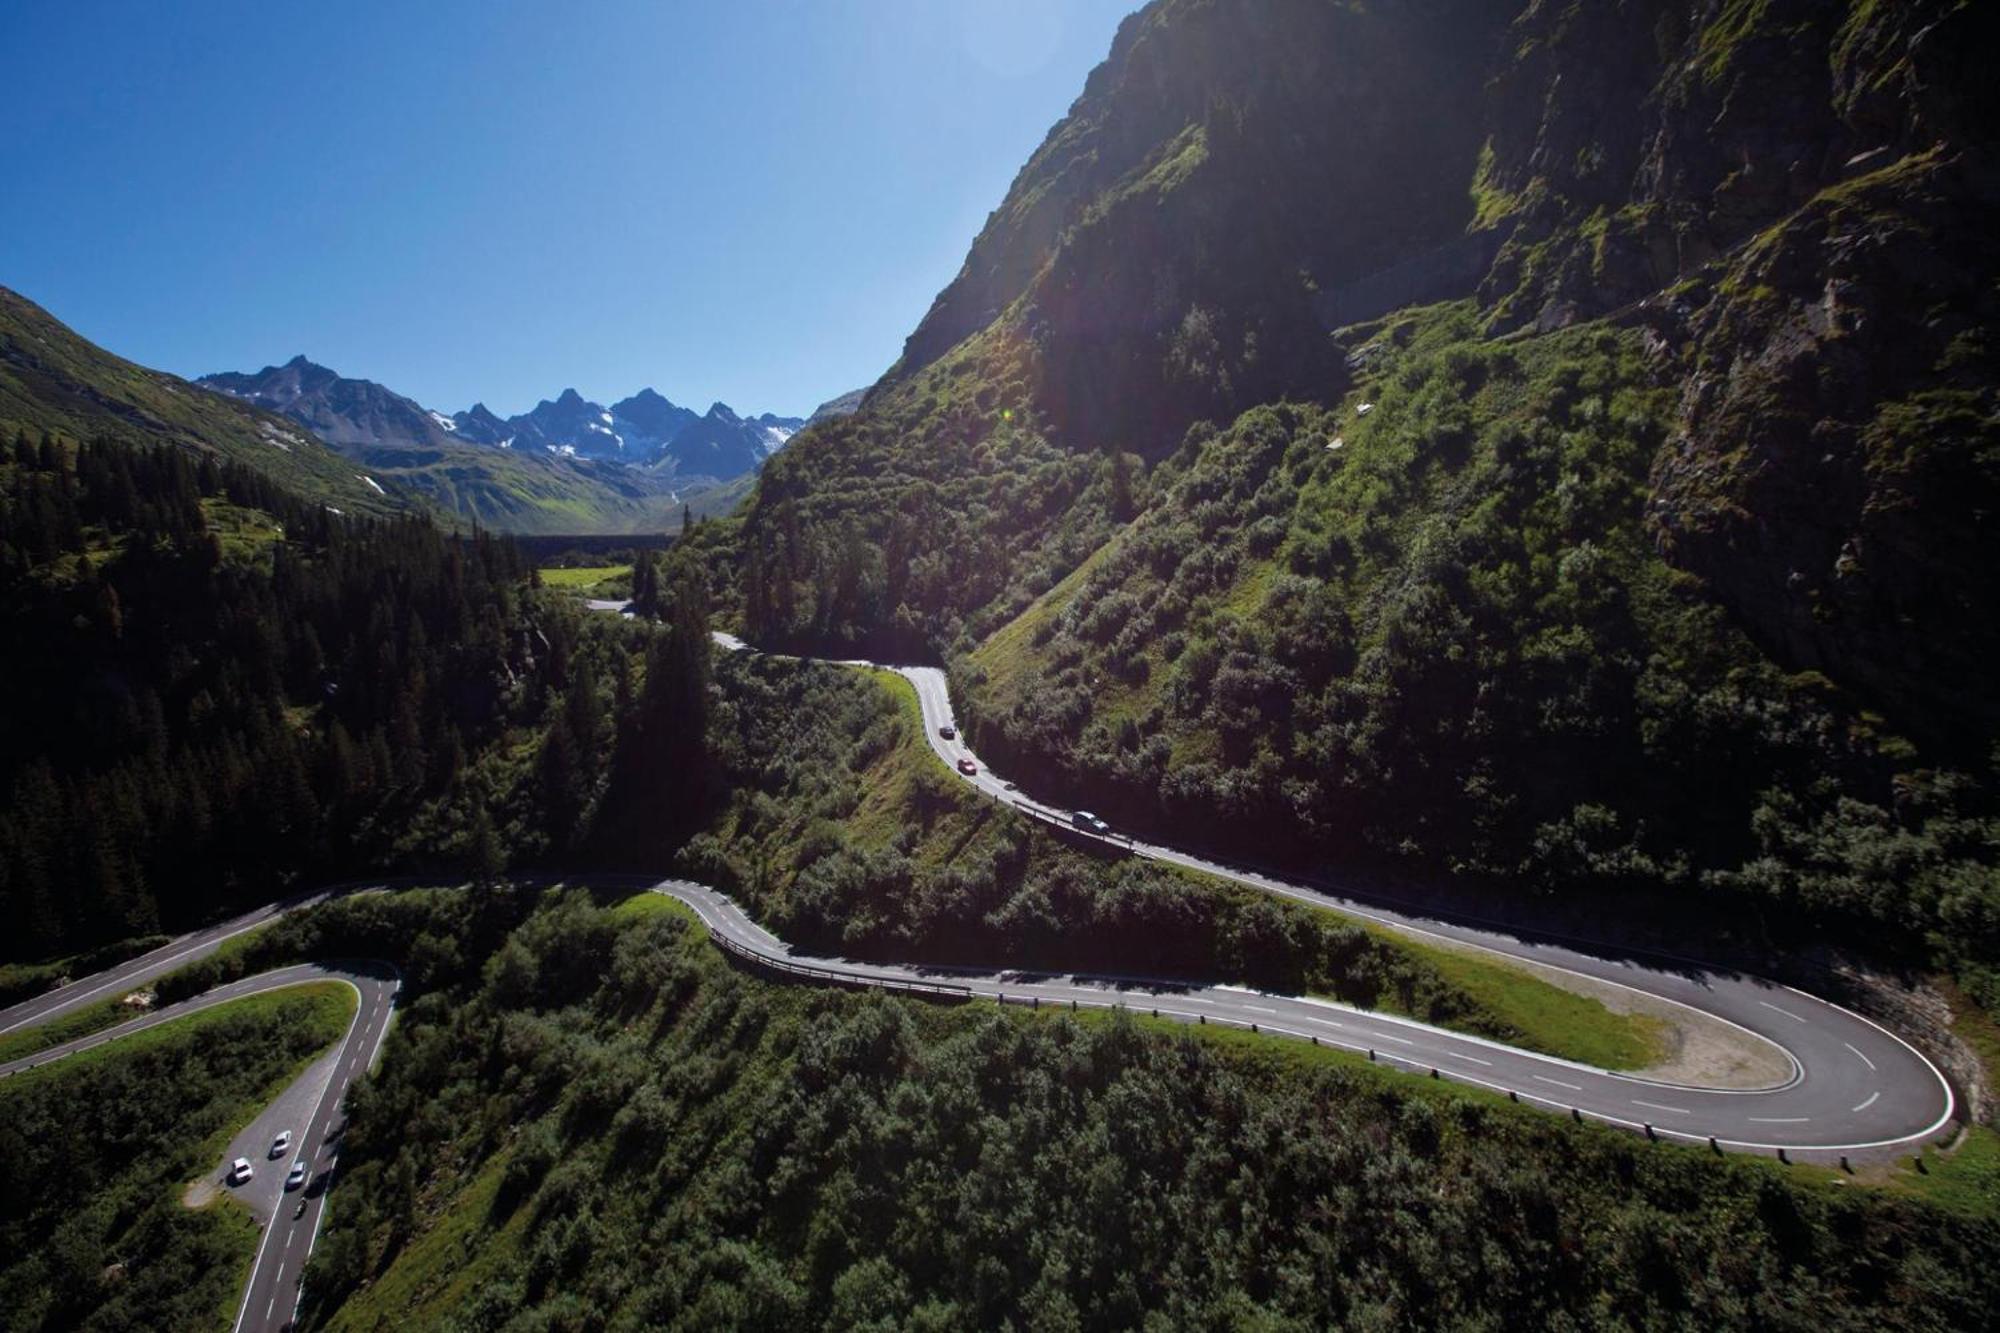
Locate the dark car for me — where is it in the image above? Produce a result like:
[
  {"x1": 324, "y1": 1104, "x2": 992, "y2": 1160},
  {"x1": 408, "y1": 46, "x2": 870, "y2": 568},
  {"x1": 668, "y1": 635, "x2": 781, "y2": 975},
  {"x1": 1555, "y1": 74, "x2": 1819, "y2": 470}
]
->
[
  {"x1": 939, "y1": 725, "x2": 956, "y2": 740},
  {"x1": 1071, "y1": 811, "x2": 1111, "y2": 835}
]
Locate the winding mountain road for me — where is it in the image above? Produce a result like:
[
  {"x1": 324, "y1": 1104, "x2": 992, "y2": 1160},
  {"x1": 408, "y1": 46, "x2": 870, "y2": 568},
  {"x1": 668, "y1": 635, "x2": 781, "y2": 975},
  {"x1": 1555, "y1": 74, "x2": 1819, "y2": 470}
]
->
[
  {"x1": 0, "y1": 629, "x2": 1961, "y2": 1329},
  {"x1": 707, "y1": 630, "x2": 1957, "y2": 1163}
]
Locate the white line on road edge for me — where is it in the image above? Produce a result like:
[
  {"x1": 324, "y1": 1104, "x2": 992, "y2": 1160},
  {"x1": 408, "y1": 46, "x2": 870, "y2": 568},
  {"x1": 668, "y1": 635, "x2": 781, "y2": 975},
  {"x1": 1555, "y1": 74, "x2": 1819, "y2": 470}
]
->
[{"x1": 0, "y1": 913, "x2": 278, "y2": 1036}]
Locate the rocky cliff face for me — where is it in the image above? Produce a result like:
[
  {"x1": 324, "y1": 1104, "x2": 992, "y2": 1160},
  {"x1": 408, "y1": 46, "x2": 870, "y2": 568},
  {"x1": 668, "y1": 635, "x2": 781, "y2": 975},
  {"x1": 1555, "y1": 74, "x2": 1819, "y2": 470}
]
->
[
  {"x1": 1465, "y1": 0, "x2": 2000, "y2": 745},
  {"x1": 891, "y1": 0, "x2": 1507, "y2": 453}
]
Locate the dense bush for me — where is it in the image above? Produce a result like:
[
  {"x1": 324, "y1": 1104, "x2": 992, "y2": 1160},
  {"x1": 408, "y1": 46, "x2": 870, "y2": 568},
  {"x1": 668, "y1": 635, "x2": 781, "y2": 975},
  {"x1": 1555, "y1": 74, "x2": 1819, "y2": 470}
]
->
[
  {"x1": 954, "y1": 308, "x2": 2000, "y2": 992},
  {"x1": 301, "y1": 891, "x2": 2000, "y2": 1330}
]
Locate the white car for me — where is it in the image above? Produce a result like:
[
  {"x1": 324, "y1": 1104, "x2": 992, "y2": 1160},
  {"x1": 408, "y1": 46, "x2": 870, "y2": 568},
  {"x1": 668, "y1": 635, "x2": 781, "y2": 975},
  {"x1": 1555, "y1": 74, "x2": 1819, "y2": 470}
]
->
[
  {"x1": 228, "y1": 1158, "x2": 253, "y2": 1186},
  {"x1": 285, "y1": 1162, "x2": 309, "y2": 1191},
  {"x1": 270, "y1": 1130, "x2": 292, "y2": 1158}
]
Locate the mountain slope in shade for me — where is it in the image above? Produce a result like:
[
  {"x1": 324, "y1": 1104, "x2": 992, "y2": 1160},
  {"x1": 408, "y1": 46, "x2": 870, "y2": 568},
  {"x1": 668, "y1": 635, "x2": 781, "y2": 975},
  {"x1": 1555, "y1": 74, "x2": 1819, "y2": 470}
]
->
[
  {"x1": 610, "y1": 388, "x2": 700, "y2": 457},
  {"x1": 506, "y1": 388, "x2": 626, "y2": 459},
  {"x1": 807, "y1": 388, "x2": 866, "y2": 424},
  {"x1": 199, "y1": 356, "x2": 459, "y2": 451},
  {"x1": 450, "y1": 403, "x2": 512, "y2": 446},
  {"x1": 0, "y1": 288, "x2": 401, "y2": 516}
]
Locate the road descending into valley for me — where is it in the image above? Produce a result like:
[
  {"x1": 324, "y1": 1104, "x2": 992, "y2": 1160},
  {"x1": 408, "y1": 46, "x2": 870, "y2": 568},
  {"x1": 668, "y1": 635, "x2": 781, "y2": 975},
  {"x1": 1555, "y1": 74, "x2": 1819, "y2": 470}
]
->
[
  {"x1": 706, "y1": 630, "x2": 1956, "y2": 1162},
  {"x1": 0, "y1": 960, "x2": 398, "y2": 1333},
  {"x1": 0, "y1": 629, "x2": 1958, "y2": 1330}
]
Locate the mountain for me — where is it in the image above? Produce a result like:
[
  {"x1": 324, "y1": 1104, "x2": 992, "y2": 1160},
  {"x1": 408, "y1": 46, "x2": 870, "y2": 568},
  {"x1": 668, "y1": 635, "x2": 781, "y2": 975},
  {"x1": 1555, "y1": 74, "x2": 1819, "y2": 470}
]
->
[
  {"x1": 199, "y1": 355, "x2": 460, "y2": 451},
  {"x1": 610, "y1": 387, "x2": 700, "y2": 456},
  {"x1": 449, "y1": 402, "x2": 512, "y2": 446},
  {"x1": 660, "y1": 402, "x2": 801, "y2": 479},
  {"x1": 724, "y1": 0, "x2": 2000, "y2": 988},
  {"x1": 0, "y1": 288, "x2": 401, "y2": 516},
  {"x1": 191, "y1": 352, "x2": 814, "y2": 529},
  {"x1": 806, "y1": 388, "x2": 866, "y2": 424},
  {"x1": 506, "y1": 387, "x2": 627, "y2": 459},
  {"x1": 499, "y1": 388, "x2": 798, "y2": 477},
  {"x1": 199, "y1": 350, "x2": 808, "y2": 487}
]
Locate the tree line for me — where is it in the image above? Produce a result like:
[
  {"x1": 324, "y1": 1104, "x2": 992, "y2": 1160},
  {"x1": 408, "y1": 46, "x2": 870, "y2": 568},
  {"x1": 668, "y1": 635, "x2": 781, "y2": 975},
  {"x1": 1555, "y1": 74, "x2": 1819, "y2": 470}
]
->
[{"x1": 0, "y1": 431, "x2": 714, "y2": 962}]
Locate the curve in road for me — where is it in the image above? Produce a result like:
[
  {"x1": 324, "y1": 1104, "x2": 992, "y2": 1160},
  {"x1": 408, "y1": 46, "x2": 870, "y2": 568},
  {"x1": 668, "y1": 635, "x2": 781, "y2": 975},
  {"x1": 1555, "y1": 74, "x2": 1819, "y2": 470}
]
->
[
  {"x1": 0, "y1": 959, "x2": 398, "y2": 1333},
  {"x1": 0, "y1": 628, "x2": 1963, "y2": 1326},
  {"x1": 704, "y1": 632, "x2": 1957, "y2": 1163}
]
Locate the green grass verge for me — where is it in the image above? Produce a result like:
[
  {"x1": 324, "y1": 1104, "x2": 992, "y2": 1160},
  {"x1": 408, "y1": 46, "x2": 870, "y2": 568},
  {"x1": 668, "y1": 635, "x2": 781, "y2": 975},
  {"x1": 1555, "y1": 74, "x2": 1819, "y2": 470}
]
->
[
  {"x1": 0, "y1": 922, "x2": 276, "y2": 1064},
  {"x1": 1888, "y1": 1127, "x2": 2000, "y2": 1219},
  {"x1": 0, "y1": 979, "x2": 355, "y2": 1093},
  {"x1": 538, "y1": 563, "x2": 631, "y2": 593},
  {"x1": 0, "y1": 933, "x2": 172, "y2": 1007},
  {"x1": 1373, "y1": 929, "x2": 1671, "y2": 1069},
  {"x1": 323, "y1": 1149, "x2": 531, "y2": 1332}
]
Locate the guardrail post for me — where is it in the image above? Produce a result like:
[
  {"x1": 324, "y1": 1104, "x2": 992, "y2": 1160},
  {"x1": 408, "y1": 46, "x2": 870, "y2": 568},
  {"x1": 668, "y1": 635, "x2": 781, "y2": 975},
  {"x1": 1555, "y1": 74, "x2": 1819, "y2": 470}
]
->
[
  {"x1": 1644, "y1": 1123, "x2": 1655, "y2": 1142},
  {"x1": 1572, "y1": 1108, "x2": 1582, "y2": 1124},
  {"x1": 1367, "y1": 1048, "x2": 1374, "y2": 1061},
  {"x1": 1199, "y1": 1014, "x2": 1206, "y2": 1025},
  {"x1": 1709, "y1": 1136, "x2": 1720, "y2": 1154},
  {"x1": 1311, "y1": 1035, "x2": 1318, "y2": 1047},
  {"x1": 1430, "y1": 1067, "x2": 1439, "y2": 1079},
  {"x1": 1508, "y1": 1089, "x2": 1516, "y2": 1102},
  {"x1": 1777, "y1": 1148, "x2": 1789, "y2": 1165},
  {"x1": 1032, "y1": 997, "x2": 1038, "y2": 1010},
  {"x1": 1251, "y1": 1023, "x2": 1259, "y2": 1034},
  {"x1": 1840, "y1": 1155, "x2": 1852, "y2": 1174}
]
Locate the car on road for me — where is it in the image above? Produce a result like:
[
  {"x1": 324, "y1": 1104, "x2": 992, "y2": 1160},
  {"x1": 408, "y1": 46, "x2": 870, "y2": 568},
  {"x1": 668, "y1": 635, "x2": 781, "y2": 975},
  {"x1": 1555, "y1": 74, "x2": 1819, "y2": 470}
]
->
[
  {"x1": 285, "y1": 1162, "x2": 309, "y2": 1191},
  {"x1": 228, "y1": 1158, "x2": 253, "y2": 1185},
  {"x1": 956, "y1": 757, "x2": 977, "y2": 776},
  {"x1": 938, "y1": 724, "x2": 956, "y2": 740},
  {"x1": 1071, "y1": 810, "x2": 1111, "y2": 835},
  {"x1": 270, "y1": 1130, "x2": 292, "y2": 1158}
]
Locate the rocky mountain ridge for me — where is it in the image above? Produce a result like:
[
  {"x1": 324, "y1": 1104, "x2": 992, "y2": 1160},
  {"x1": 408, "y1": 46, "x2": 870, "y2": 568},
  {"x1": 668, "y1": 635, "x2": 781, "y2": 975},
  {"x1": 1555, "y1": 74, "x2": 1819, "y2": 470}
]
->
[{"x1": 200, "y1": 357, "x2": 843, "y2": 482}]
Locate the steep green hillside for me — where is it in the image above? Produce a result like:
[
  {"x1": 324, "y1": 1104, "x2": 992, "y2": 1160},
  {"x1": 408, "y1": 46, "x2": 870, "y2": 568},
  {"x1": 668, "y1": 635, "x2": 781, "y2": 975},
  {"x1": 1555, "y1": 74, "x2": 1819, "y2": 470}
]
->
[
  {"x1": 713, "y1": 0, "x2": 2000, "y2": 997},
  {"x1": 0, "y1": 287, "x2": 400, "y2": 518}
]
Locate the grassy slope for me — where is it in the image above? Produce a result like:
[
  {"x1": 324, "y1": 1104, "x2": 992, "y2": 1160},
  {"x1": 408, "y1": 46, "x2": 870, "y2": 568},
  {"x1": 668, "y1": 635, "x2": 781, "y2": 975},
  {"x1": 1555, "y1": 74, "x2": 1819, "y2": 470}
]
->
[
  {"x1": 0, "y1": 924, "x2": 275, "y2": 1064},
  {"x1": 0, "y1": 286, "x2": 400, "y2": 517},
  {"x1": 0, "y1": 978, "x2": 352, "y2": 1091}
]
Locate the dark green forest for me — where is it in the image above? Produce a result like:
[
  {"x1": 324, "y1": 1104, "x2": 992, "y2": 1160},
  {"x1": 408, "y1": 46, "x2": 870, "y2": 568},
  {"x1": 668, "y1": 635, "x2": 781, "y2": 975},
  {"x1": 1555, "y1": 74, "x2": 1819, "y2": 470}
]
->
[
  {"x1": 0, "y1": 430, "x2": 713, "y2": 963},
  {"x1": 284, "y1": 888, "x2": 1999, "y2": 1331}
]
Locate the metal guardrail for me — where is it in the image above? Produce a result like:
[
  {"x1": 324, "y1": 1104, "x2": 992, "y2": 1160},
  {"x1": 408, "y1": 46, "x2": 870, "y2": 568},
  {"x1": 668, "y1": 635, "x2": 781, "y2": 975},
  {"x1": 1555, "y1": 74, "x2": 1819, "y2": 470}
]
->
[{"x1": 704, "y1": 926, "x2": 975, "y2": 1002}]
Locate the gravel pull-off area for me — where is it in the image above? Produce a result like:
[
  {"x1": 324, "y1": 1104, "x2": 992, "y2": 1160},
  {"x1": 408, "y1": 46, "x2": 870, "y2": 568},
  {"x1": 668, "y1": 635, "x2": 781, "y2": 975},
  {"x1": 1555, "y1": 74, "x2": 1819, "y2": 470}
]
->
[{"x1": 1428, "y1": 938, "x2": 1797, "y2": 1089}]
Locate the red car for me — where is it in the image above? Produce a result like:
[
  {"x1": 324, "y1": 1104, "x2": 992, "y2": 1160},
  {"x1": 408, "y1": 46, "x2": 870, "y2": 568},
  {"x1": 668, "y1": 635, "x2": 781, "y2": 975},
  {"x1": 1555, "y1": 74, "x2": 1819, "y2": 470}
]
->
[{"x1": 956, "y1": 757, "x2": 978, "y2": 777}]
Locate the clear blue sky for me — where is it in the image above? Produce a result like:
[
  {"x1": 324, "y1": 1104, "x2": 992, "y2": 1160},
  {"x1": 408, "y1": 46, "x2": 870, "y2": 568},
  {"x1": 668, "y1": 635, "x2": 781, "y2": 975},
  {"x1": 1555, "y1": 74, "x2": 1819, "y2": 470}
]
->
[{"x1": 0, "y1": 0, "x2": 1135, "y2": 418}]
